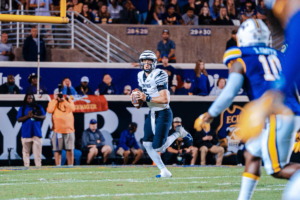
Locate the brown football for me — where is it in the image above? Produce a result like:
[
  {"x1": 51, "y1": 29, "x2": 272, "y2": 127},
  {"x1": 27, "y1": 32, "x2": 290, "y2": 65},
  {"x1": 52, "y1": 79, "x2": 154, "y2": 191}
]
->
[{"x1": 131, "y1": 88, "x2": 143, "y2": 109}]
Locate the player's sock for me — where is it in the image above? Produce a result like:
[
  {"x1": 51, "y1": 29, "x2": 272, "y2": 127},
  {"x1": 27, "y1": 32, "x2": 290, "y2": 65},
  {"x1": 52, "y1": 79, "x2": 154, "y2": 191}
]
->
[
  {"x1": 282, "y1": 169, "x2": 300, "y2": 200},
  {"x1": 237, "y1": 172, "x2": 260, "y2": 200},
  {"x1": 159, "y1": 132, "x2": 180, "y2": 153},
  {"x1": 143, "y1": 141, "x2": 169, "y2": 176},
  {"x1": 176, "y1": 125, "x2": 189, "y2": 138}
]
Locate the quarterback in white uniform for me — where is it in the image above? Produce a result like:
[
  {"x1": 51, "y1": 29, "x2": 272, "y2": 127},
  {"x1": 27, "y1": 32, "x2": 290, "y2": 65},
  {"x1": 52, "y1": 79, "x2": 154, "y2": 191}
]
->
[{"x1": 133, "y1": 50, "x2": 189, "y2": 178}]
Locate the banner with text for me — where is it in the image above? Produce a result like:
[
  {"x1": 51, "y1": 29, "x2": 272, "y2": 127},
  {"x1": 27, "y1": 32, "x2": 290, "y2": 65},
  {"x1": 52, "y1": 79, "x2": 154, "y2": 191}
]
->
[{"x1": 49, "y1": 95, "x2": 108, "y2": 113}]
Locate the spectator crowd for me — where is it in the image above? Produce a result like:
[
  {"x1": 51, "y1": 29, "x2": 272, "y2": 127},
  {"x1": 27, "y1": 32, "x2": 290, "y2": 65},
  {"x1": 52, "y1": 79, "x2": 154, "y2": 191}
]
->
[
  {"x1": 0, "y1": 59, "x2": 227, "y2": 96},
  {"x1": 4, "y1": 0, "x2": 266, "y2": 25}
]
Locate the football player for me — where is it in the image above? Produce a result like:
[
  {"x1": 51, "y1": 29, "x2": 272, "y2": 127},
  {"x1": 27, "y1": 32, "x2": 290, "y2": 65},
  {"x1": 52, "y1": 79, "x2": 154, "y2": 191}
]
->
[
  {"x1": 238, "y1": 0, "x2": 300, "y2": 140},
  {"x1": 195, "y1": 19, "x2": 300, "y2": 200},
  {"x1": 265, "y1": 0, "x2": 300, "y2": 92},
  {"x1": 133, "y1": 50, "x2": 190, "y2": 178}
]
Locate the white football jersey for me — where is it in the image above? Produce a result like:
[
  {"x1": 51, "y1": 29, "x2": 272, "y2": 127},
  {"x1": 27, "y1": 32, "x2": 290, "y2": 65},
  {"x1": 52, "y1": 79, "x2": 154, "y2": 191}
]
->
[{"x1": 137, "y1": 69, "x2": 170, "y2": 110}]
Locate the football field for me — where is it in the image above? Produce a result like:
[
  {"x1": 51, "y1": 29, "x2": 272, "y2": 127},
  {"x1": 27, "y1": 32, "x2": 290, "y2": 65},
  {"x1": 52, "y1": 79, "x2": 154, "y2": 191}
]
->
[{"x1": 0, "y1": 165, "x2": 287, "y2": 200}]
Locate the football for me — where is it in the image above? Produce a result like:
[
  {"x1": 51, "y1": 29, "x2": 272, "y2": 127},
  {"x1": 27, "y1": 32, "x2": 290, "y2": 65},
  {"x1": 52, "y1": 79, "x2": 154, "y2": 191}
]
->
[{"x1": 131, "y1": 88, "x2": 143, "y2": 109}]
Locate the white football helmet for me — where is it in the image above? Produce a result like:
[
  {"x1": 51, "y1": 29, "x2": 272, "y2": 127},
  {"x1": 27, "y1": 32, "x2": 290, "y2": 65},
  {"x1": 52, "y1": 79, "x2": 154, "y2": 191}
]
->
[
  {"x1": 237, "y1": 19, "x2": 271, "y2": 47},
  {"x1": 139, "y1": 50, "x2": 157, "y2": 73}
]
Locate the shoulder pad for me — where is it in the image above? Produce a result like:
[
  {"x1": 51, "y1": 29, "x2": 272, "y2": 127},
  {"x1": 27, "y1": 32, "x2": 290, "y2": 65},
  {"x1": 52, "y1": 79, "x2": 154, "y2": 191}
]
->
[
  {"x1": 137, "y1": 71, "x2": 144, "y2": 78},
  {"x1": 223, "y1": 47, "x2": 242, "y2": 66}
]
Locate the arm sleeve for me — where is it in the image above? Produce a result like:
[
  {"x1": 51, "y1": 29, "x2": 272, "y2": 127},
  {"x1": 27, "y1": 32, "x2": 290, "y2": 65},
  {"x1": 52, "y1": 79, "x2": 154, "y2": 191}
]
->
[
  {"x1": 100, "y1": 132, "x2": 105, "y2": 142},
  {"x1": 118, "y1": 131, "x2": 129, "y2": 151},
  {"x1": 171, "y1": 40, "x2": 176, "y2": 49},
  {"x1": 154, "y1": 70, "x2": 168, "y2": 86},
  {"x1": 46, "y1": 99, "x2": 57, "y2": 113},
  {"x1": 81, "y1": 131, "x2": 88, "y2": 149},
  {"x1": 98, "y1": 132, "x2": 106, "y2": 146},
  {"x1": 157, "y1": 41, "x2": 161, "y2": 51},
  {"x1": 63, "y1": 99, "x2": 75, "y2": 112},
  {"x1": 194, "y1": 16, "x2": 199, "y2": 25},
  {"x1": 208, "y1": 72, "x2": 244, "y2": 117},
  {"x1": 195, "y1": 76, "x2": 210, "y2": 96},
  {"x1": 16, "y1": 106, "x2": 23, "y2": 119},
  {"x1": 66, "y1": 99, "x2": 75, "y2": 112},
  {"x1": 70, "y1": 87, "x2": 78, "y2": 95},
  {"x1": 137, "y1": 73, "x2": 143, "y2": 89}
]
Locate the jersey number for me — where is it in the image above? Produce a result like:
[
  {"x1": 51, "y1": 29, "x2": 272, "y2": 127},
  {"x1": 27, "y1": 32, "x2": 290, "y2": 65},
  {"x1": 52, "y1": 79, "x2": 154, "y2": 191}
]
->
[{"x1": 258, "y1": 55, "x2": 282, "y2": 81}]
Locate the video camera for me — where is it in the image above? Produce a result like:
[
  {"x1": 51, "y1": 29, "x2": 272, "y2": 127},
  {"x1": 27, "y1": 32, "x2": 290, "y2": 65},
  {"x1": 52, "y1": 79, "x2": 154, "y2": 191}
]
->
[{"x1": 58, "y1": 84, "x2": 63, "y2": 99}]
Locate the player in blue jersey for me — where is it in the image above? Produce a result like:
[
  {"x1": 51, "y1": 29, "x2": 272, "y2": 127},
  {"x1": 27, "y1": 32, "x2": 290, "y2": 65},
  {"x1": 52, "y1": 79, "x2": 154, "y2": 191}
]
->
[
  {"x1": 264, "y1": 0, "x2": 300, "y2": 90},
  {"x1": 238, "y1": 0, "x2": 300, "y2": 139},
  {"x1": 133, "y1": 50, "x2": 190, "y2": 178},
  {"x1": 194, "y1": 18, "x2": 300, "y2": 200}
]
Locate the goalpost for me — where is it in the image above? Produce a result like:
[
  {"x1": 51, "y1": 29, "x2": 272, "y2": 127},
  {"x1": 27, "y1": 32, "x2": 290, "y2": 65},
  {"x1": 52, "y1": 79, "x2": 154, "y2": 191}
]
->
[{"x1": 0, "y1": 0, "x2": 69, "y2": 23}]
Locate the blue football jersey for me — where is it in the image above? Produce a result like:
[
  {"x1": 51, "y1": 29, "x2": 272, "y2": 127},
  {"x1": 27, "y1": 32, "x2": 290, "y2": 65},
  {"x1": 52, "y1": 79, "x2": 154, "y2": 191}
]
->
[{"x1": 223, "y1": 46, "x2": 300, "y2": 115}]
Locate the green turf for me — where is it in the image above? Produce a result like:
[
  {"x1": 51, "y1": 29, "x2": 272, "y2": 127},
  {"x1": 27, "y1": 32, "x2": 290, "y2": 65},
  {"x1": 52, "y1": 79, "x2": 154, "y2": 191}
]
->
[{"x1": 0, "y1": 165, "x2": 287, "y2": 200}]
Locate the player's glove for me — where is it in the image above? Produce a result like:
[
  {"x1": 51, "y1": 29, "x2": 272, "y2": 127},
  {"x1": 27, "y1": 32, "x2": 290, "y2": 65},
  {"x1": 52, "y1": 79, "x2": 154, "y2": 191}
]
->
[
  {"x1": 194, "y1": 112, "x2": 211, "y2": 132},
  {"x1": 293, "y1": 132, "x2": 300, "y2": 153}
]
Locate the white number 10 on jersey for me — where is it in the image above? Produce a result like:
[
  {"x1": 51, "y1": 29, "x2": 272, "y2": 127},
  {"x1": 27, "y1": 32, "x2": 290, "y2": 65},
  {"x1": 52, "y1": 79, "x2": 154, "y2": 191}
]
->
[{"x1": 259, "y1": 55, "x2": 282, "y2": 81}]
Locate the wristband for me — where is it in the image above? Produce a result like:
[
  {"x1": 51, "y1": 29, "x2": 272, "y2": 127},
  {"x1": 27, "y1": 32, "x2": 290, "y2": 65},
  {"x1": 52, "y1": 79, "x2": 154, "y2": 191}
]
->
[{"x1": 146, "y1": 95, "x2": 152, "y2": 102}]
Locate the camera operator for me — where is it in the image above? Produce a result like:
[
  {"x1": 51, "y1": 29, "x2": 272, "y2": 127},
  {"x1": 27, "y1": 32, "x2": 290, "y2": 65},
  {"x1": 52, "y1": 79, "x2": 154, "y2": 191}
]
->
[
  {"x1": 17, "y1": 93, "x2": 46, "y2": 167},
  {"x1": 47, "y1": 86, "x2": 75, "y2": 166},
  {"x1": 161, "y1": 117, "x2": 198, "y2": 165}
]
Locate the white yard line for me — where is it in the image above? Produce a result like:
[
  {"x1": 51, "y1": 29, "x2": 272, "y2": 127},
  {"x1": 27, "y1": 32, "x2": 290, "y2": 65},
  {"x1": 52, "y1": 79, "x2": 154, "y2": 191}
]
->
[
  {"x1": 0, "y1": 176, "x2": 242, "y2": 186},
  {"x1": 215, "y1": 183, "x2": 232, "y2": 185},
  {"x1": 168, "y1": 181, "x2": 208, "y2": 184},
  {"x1": 53, "y1": 170, "x2": 144, "y2": 175},
  {"x1": 9, "y1": 187, "x2": 284, "y2": 200},
  {"x1": 0, "y1": 170, "x2": 146, "y2": 177}
]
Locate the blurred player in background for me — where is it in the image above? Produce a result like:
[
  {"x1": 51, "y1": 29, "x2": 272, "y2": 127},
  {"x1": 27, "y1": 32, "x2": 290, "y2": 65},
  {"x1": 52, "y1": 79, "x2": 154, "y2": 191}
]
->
[
  {"x1": 132, "y1": 50, "x2": 190, "y2": 178},
  {"x1": 194, "y1": 19, "x2": 300, "y2": 200},
  {"x1": 265, "y1": 1, "x2": 300, "y2": 199},
  {"x1": 238, "y1": 0, "x2": 300, "y2": 138}
]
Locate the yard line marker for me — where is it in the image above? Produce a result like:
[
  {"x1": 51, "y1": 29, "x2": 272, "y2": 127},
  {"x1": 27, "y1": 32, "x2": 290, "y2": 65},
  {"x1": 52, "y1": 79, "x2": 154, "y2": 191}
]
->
[{"x1": 0, "y1": 176, "x2": 242, "y2": 186}]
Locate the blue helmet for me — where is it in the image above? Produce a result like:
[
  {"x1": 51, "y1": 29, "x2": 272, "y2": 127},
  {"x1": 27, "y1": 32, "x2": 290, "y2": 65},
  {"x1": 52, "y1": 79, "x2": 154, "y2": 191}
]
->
[{"x1": 139, "y1": 50, "x2": 157, "y2": 73}]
